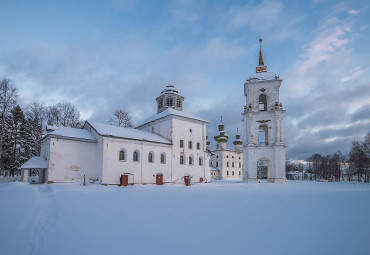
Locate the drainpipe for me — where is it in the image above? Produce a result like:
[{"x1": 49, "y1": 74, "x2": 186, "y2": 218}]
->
[{"x1": 140, "y1": 143, "x2": 143, "y2": 184}]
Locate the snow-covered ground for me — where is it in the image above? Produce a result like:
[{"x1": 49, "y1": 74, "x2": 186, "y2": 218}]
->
[{"x1": 1, "y1": 181, "x2": 369, "y2": 255}]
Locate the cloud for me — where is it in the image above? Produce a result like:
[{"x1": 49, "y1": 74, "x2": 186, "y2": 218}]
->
[
  {"x1": 348, "y1": 9, "x2": 359, "y2": 15},
  {"x1": 281, "y1": 10, "x2": 370, "y2": 159},
  {"x1": 222, "y1": 0, "x2": 303, "y2": 40}
]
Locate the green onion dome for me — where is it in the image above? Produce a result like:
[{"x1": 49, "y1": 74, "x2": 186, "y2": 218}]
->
[
  {"x1": 214, "y1": 123, "x2": 229, "y2": 143},
  {"x1": 233, "y1": 134, "x2": 243, "y2": 145}
]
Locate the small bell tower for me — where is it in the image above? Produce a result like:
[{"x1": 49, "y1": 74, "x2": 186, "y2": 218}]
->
[
  {"x1": 156, "y1": 85, "x2": 184, "y2": 113},
  {"x1": 242, "y1": 38, "x2": 286, "y2": 183}
]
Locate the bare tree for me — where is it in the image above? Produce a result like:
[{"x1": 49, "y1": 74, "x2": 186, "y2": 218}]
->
[
  {"x1": 349, "y1": 139, "x2": 370, "y2": 182},
  {"x1": 0, "y1": 78, "x2": 18, "y2": 170},
  {"x1": 108, "y1": 109, "x2": 133, "y2": 128},
  {"x1": 46, "y1": 102, "x2": 82, "y2": 128}
]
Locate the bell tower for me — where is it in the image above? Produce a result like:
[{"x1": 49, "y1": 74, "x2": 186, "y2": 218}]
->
[
  {"x1": 156, "y1": 84, "x2": 184, "y2": 113},
  {"x1": 242, "y1": 38, "x2": 286, "y2": 183}
]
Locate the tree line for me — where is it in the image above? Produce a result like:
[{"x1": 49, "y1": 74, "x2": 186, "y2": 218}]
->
[
  {"x1": 0, "y1": 78, "x2": 132, "y2": 175},
  {"x1": 286, "y1": 133, "x2": 370, "y2": 182}
]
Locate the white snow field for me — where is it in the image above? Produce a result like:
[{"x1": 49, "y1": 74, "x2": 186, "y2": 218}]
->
[{"x1": 1, "y1": 181, "x2": 370, "y2": 255}]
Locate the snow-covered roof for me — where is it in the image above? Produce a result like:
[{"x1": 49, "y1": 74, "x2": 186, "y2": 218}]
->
[
  {"x1": 248, "y1": 72, "x2": 279, "y2": 81},
  {"x1": 210, "y1": 167, "x2": 219, "y2": 171},
  {"x1": 160, "y1": 84, "x2": 179, "y2": 95},
  {"x1": 136, "y1": 108, "x2": 209, "y2": 128},
  {"x1": 45, "y1": 127, "x2": 97, "y2": 141},
  {"x1": 87, "y1": 121, "x2": 171, "y2": 144},
  {"x1": 46, "y1": 125, "x2": 59, "y2": 132},
  {"x1": 287, "y1": 171, "x2": 303, "y2": 175},
  {"x1": 19, "y1": 157, "x2": 47, "y2": 169}
]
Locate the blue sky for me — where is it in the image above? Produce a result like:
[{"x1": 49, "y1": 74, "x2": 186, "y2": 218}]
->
[{"x1": 1, "y1": 0, "x2": 369, "y2": 159}]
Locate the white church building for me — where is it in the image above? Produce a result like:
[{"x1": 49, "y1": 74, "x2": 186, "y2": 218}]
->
[
  {"x1": 20, "y1": 85, "x2": 211, "y2": 185},
  {"x1": 209, "y1": 120, "x2": 243, "y2": 180}
]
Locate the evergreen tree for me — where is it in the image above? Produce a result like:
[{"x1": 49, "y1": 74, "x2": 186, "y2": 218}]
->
[{"x1": 0, "y1": 78, "x2": 18, "y2": 171}]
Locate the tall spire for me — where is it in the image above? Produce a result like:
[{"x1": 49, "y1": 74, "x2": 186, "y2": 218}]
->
[
  {"x1": 256, "y1": 37, "x2": 267, "y2": 73},
  {"x1": 259, "y1": 37, "x2": 264, "y2": 66}
]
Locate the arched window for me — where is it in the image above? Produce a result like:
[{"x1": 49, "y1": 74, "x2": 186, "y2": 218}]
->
[
  {"x1": 239, "y1": 162, "x2": 241, "y2": 168},
  {"x1": 148, "y1": 152, "x2": 154, "y2": 163},
  {"x1": 259, "y1": 125, "x2": 268, "y2": 146},
  {"x1": 166, "y1": 97, "x2": 173, "y2": 106},
  {"x1": 259, "y1": 94, "x2": 267, "y2": 111},
  {"x1": 199, "y1": 157, "x2": 203, "y2": 166},
  {"x1": 133, "y1": 151, "x2": 140, "y2": 162},
  {"x1": 227, "y1": 170, "x2": 229, "y2": 176},
  {"x1": 232, "y1": 162, "x2": 234, "y2": 168},
  {"x1": 216, "y1": 161, "x2": 218, "y2": 167},
  {"x1": 227, "y1": 162, "x2": 229, "y2": 167},
  {"x1": 119, "y1": 150, "x2": 126, "y2": 161},
  {"x1": 161, "y1": 153, "x2": 166, "y2": 164},
  {"x1": 189, "y1": 155, "x2": 194, "y2": 166},
  {"x1": 180, "y1": 154, "x2": 185, "y2": 165}
]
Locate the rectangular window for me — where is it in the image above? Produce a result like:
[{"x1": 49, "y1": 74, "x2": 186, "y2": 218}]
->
[
  {"x1": 232, "y1": 171, "x2": 234, "y2": 176},
  {"x1": 180, "y1": 139, "x2": 184, "y2": 148},
  {"x1": 188, "y1": 141, "x2": 192, "y2": 149},
  {"x1": 196, "y1": 142, "x2": 200, "y2": 150}
]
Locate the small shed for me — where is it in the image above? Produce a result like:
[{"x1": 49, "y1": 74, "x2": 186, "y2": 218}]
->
[{"x1": 19, "y1": 157, "x2": 47, "y2": 184}]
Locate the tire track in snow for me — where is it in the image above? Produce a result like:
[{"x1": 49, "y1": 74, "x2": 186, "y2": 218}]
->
[{"x1": 26, "y1": 185, "x2": 58, "y2": 255}]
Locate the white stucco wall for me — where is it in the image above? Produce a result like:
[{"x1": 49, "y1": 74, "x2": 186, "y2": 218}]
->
[
  {"x1": 210, "y1": 150, "x2": 243, "y2": 180},
  {"x1": 44, "y1": 137, "x2": 98, "y2": 183},
  {"x1": 100, "y1": 137, "x2": 172, "y2": 185},
  {"x1": 171, "y1": 117, "x2": 210, "y2": 183}
]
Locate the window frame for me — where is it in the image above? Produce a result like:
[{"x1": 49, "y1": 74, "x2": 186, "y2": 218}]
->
[
  {"x1": 189, "y1": 155, "x2": 194, "y2": 166},
  {"x1": 133, "y1": 150, "x2": 140, "y2": 162},
  {"x1": 188, "y1": 141, "x2": 193, "y2": 149},
  {"x1": 180, "y1": 154, "x2": 185, "y2": 165},
  {"x1": 160, "y1": 153, "x2": 166, "y2": 164},
  {"x1": 119, "y1": 149, "x2": 126, "y2": 161},
  {"x1": 148, "y1": 151, "x2": 154, "y2": 163}
]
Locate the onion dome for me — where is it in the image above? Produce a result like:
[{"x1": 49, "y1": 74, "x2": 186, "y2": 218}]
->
[
  {"x1": 214, "y1": 117, "x2": 229, "y2": 143},
  {"x1": 233, "y1": 133, "x2": 243, "y2": 146}
]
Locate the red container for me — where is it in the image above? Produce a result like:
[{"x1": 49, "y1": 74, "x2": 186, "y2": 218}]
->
[
  {"x1": 121, "y1": 174, "x2": 128, "y2": 186},
  {"x1": 199, "y1": 177, "x2": 204, "y2": 183},
  {"x1": 156, "y1": 173, "x2": 163, "y2": 185},
  {"x1": 184, "y1": 175, "x2": 190, "y2": 186}
]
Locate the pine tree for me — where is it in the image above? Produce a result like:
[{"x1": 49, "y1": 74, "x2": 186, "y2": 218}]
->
[{"x1": 0, "y1": 78, "x2": 18, "y2": 171}]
